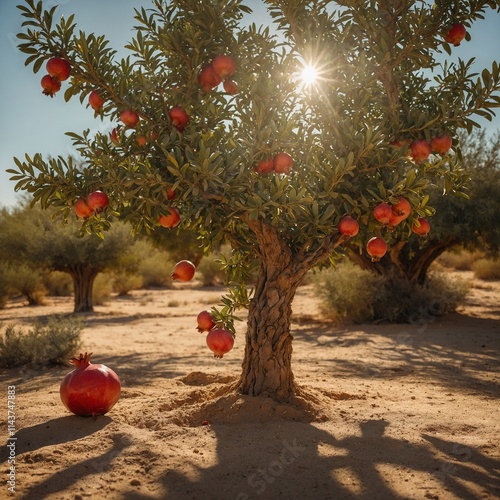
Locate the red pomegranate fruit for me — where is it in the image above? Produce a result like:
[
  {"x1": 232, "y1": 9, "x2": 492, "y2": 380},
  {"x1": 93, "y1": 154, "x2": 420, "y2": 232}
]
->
[
  {"x1": 46, "y1": 57, "x2": 71, "y2": 81},
  {"x1": 41, "y1": 74, "x2": 61, "y2": 97},
  {"x1": 158, "y1": 207, "x2": 181, "y2": 228},
  {"x1": 87, "y1": 190, "x2": 109, "y2": 213},
  {"x1": 60, "y1": 352, "x2": 121, "y2": 417},
  {"x1": 169, "y1": 106, "x2": 189, "y2": 132},
  {"x1": 366, "y1": 237, "x2": 387, "y2": 262},
  {"x1": 89, "y1": 90, "x2": 104, "y2": 112},
  {"x1": 198, "y1": 64, "x2": 223, "y2": 92},
  {"x1": 211, "y1": 54, "x2": 236, "y2": 79},
  {"x1": 120, "y1": 109, "x2": 139, "y2": 128},
  {"x1": 373, "y1": 202, "x2": 393, "y2": 225},
  {"x1": 273, "y1": 152, "x2": 293, "y2": 175},
  {"x1": 197, "y1": 310, "x2": 216, "y2": 333},
  {"x1": 412, "y1": 217, "x2": 431, "y2": 237},
  {"x1": 223, "y1": 79, "x2": 239, "y2": 95},
  {"x1": 391, "y1": 196, "x2": 411, "y2": 219},
  {"x1": 74, "y1": 198, "x2": 94, "y2": 219},
  {"x1": 206, "y1": 328, "x2": 235, "y2": 358},
  {"x1": 430, "y1": 134, "x2": 452, "y2": 155},
  {"x1": 410, "y1": 139, "x2": 431, "y2": 163},
  {"x1": 110, "y1": 127, "x2": 120, "y2": 145},
  {"x1": 255, "y1": 158, "x2": 274, "y2": 174},
  {"x1": 444, "y1": 23, "x2": 466, "y2": 46},
  {"x1": 172, "y1": 260, "x2": 196, "y2": 282},
  {"x1": 338, "y1": 216, "x2": 359, "y2": 238}
]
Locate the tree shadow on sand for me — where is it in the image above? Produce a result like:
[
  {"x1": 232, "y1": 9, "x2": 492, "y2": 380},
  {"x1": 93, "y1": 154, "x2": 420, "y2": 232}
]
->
[{"x1": 117, "y1": 398, "x2": 499, "y2": 500}]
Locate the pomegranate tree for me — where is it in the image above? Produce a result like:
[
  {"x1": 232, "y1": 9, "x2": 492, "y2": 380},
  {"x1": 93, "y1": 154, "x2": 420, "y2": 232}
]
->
[{"x1": 11, "y1": 0, "x2": 500, "y2": 403}]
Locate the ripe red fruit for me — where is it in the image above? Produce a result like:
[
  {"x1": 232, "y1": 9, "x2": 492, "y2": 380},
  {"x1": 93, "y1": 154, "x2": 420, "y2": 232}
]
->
[
  {"x1": 46, "y1": 57, "x2": 71, "y2": 81},
  {"x1": 391, "y1": 196, "x2": 411, "y2": 219},
  {"x1": 412, "y1": 217, "x2": 431, "y2": 237},
  {"x1": 223, "y1": 79, "x2": 239, "y2": 95},
  {"x1": 110, "y1": 127, "x2": 120, "y2": 145},
  {"x1": 41, "y1": 74, "x2": 61, "y2": 97},
  {"x1": 273, "y1": 152, "x2": 293, "y2": 174},
  {"x1": 60, "y1": 352, "x2": 121, "y2": 417},
  {"x1": 172, "y1": 260, "x2": 196, "y2": 282},
  {"x1": 430, "y1": 134, "x2": 452, "y2": 155},
  {"x1": 255, "y1": 158, "x2": 274, "y2": 174},
  {"x1": 211, "y1": 55, "x2": 236, "y2": 79},
  {"x1": 206, "y1": 328, "x2": 234, "y2": 358},
  {"x1": 444, "y1": 23, "x2": 466, "y2": 46},
  {"x1": 136, "y1": 135, "x2": 147, "y2": 146},
  {"x1": 158, "y1": 207, "x2": 181, "y2": 228},
  {"x1": 386, "y1": 212, "x2": 405, "y2": 229},
  {"x1": 120, "y1": 109, "x2": 139, "y2": 128},
  {"x1": 89, "y1": 90, "x2": 104, "y2": 112},
  {"x1": 197, "y1": 310, "x2": 216, "y2": 333},
  {"x1": 338, "y1": 216, "x2": 359, "y2": 237},
  {"x1": 165, "y1": 186, "x2": 176, "y2": 200},
  {"x1": 410, "y1": 139, "x2": 431, "y2": 163},
  {"x1": 169, "y1": 106, "x2": 189, "y2": 132},
  {"x1": 366, "y1": 237, "x2": 387, "y2": 262},
  {"x1": 87, "y1": 190, "x2": 109, "y2": 213},
  {"x1": 198, "y1": 65, "x2": 223, "y2": 92},
  {"x1": 74, "y1": 198, "x2": 94, "y2": 219},
  {"x1": 373, "y1": 202, "x2": 393, "y2": 225}
]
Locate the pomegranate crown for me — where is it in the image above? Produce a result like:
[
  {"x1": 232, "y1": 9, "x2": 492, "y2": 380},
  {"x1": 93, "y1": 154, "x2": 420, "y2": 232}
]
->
[{"x1": 70, "y1": 352, "x2": 93, "y2": 367}]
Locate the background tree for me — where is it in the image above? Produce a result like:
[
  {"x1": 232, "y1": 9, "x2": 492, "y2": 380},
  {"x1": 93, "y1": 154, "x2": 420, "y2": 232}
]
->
[
  {"x1": 0, "y1": 204, "x2": 141, "y2": 312},
  {"x1": 348, "y1": 128, "x2": 500, "y2": 285},
  {"x1": 9, "y1": 0, "x2": 500, "y2": 402}
]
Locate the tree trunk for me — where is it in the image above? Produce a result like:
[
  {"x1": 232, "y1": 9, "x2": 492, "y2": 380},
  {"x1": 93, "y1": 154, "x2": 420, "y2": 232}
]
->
[
  {"x1": 69, "y1": 266, "x2": 99, "y2": 313},
  {"x1": 237, "y1": 219, "x2": 337, "y2": 402},
  {"x1": 238, "y1": 263, "x2": 303, "y2": 401}
]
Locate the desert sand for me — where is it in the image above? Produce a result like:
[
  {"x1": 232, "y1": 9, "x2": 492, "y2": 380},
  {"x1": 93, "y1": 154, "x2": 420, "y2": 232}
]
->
[{"x1": 0, "y1": 271, "x2": 499, "y2": 500}]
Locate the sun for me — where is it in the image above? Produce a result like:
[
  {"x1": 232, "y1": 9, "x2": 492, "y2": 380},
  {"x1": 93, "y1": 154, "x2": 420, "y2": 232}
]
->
[{"x1": 300, "y1": 64, "x2": 319, "y2": 87}]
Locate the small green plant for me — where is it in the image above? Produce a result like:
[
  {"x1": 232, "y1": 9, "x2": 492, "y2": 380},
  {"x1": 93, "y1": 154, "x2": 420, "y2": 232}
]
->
[
  {"x1": 0, "y1": 316, "x2": 83, "y2": 368},
  {"x1": 4, "y1": 263, "x2": 47, "y2": 305},
  {"x1": 112, "y1": 271, "x2": 143, "y2": 296},
  {"x1": 472, "y1": 259, "x2": 500, "y2": 280}
]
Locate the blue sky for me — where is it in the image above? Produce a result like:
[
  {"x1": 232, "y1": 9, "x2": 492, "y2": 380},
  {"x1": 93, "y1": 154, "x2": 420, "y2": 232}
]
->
[{"x1": 1, "y1": 0, "x2": 499, "y2": 208}]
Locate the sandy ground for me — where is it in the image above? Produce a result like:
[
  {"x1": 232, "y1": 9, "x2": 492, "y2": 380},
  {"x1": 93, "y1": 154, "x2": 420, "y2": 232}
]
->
[{"x1": 0, "y1": 271, "x2": 499, "y2": 500}]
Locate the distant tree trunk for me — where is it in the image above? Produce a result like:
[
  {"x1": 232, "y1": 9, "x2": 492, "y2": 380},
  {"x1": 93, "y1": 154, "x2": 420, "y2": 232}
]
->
[
  {"x1": 347, "y1": 237, "x2": 458, "y2": 285},
  {"x1": 68, "y1": 266, "x2": 100, "y2": 313}
]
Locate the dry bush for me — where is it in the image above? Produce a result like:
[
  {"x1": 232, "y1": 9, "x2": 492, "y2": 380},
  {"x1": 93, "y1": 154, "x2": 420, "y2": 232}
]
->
[
  {"x1": 472, "y1": 259, "x2": 500, "y2": 280},
  {"x1": 313, "y1": 262, "x2": 469, "y2": 324},
  {"x1": 138, "y1": 250, "x2": 175, "y2": 288},
  {"x1": 43, "y1": 271, "x2": 73, "y2": 296},
  {"x1": 0, "y1": 316, "x2": 83, "y2": 368},
  {"x1": 437, "y1": 249, "x2": 483, "y2": 271},
  {"x1": 112, "y1": 271, "x2": 143, "y2": 296},
  {"x1": 197, "y1": 254, "x2": 226, "y2": 286},
  {"x1": 93, "y1": 273, "x2": 113, "y2": 305}
]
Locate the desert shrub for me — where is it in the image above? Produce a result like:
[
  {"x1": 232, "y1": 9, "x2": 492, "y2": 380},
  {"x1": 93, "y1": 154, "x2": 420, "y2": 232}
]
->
[
  {"x1": 472, "y1": 259, "x2": 500, "y2": 280},
  {"x1": 0, "y1": 316, "x2": 83, "y2": 368},
  {"x1": 3, "y1": 263, "x2": 47, "y2": 305},
  {"x1": 43, "y1": 271, "x2": 73, "y2": 296},
  {"x1": 437, "y1": 249, "x2": 483, "y2": 271},
  {"x1": 313, "y1": 262, "x2": 384, "y2": 323},
  {"x1": 373, "y1": 271, "x2": 470, "y2": 323},
  {"x1": 138, "y1": 249, "x2": 175, "y2": 287},
  {"x1": 92, "y1": 273, "x2": 112, "y2": 305},
  {"x1": 112, "y1": 271, "x2": 143, "y2": 296},
  {"x1": 197, "y1": 253, "x2": 226, "y2": 286},
  {"x1": 314, "y1": 263, "x2": 469, "y2": 324}
]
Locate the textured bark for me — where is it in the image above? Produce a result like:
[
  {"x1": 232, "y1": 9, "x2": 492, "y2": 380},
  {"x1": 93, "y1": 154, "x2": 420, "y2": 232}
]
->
[
  {"x1": 237, "y1": 220, "x2": 343, "y2": 402},
  {"x1": 69, "y1": 266, "x2": 99, "y2": 313}
]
